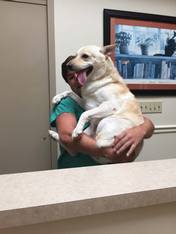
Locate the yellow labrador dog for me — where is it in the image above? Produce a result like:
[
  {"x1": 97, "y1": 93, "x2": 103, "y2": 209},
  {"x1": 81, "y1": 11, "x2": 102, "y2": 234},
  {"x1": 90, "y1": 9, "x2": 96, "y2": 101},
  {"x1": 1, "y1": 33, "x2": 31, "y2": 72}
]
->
[{"x1": 50, "y1": 45, "x2": 144, "y2": 163}]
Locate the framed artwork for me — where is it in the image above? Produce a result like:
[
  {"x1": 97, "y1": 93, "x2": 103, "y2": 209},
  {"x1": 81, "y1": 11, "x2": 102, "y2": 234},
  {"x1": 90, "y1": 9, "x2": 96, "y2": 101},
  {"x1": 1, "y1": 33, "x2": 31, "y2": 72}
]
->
[{"x1": 103, "y1": 9, "x2": 176, "y2": 93}]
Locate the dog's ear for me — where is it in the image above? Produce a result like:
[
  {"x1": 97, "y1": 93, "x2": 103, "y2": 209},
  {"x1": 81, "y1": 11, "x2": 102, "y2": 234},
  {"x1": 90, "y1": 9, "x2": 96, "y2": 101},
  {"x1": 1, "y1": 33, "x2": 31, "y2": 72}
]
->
[{"x1": 100, "y1": 44, "x2": 116, "y2": 56}]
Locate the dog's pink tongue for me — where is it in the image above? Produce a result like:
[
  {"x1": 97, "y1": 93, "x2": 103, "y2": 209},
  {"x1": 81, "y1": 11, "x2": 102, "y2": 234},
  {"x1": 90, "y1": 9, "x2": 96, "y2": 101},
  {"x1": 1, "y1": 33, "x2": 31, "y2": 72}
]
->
[{"x1": 77, "y1": 71, "x2": 87, "y2": 86}]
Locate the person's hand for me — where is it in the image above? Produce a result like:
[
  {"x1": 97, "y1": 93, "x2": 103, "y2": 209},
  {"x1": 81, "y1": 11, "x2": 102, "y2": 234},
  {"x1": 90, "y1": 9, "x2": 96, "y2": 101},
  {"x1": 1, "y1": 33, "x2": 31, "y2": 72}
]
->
[
  {"x1": 100, "y1": 146, "x2": 134, "y2": 163},
  {"x1": 112, "y1": 126, "x2": 145, "y2": 158},
  {"x1": 100, "y1": 147, "x2": 115, "y2": 159}
]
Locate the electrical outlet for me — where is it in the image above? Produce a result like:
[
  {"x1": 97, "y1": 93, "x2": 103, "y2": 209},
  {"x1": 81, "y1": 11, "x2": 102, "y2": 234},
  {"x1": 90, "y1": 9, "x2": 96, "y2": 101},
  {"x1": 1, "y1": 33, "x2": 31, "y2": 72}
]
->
[{"x1": 140, "y1": 101, "x2": 162, "y2": 113}]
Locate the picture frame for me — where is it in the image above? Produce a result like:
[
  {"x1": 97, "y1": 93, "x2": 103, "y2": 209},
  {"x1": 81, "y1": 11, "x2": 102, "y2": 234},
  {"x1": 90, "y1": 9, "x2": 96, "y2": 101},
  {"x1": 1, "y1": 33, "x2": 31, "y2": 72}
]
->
[{"x1": 103, "y1": 9, "x2": 176, "y2": 93}]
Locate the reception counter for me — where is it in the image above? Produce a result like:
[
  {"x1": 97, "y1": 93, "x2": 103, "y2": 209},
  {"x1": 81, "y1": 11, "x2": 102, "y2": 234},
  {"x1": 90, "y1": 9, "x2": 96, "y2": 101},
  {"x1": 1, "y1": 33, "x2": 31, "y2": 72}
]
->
[{"x1": 0, "y1": 158, "x2": 176, "y2": 233}]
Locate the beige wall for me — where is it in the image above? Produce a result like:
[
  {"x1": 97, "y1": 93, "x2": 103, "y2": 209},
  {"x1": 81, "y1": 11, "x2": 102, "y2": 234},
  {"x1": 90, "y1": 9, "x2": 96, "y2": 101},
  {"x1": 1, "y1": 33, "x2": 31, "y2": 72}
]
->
[
  {"x1": 2, "y1": 202, "x2": 176, "y2": 234},
  {"x1": 54, "y1": 0, "x2": 176, "y2": 161}
]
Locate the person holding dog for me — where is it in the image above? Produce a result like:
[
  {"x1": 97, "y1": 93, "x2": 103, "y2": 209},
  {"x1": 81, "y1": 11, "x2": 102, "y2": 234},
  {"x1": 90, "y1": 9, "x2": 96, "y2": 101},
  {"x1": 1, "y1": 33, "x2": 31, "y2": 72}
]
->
[{"x1": 50, "y1": 56, "x2": 154, "y2": 169}]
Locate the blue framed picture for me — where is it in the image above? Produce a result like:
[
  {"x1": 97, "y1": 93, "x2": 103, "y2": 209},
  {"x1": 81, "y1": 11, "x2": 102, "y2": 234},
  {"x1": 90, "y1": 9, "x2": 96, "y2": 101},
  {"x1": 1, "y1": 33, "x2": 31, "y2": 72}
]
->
[{"x1": 103, "y1": 9, "x2": 176, "y2": 92}]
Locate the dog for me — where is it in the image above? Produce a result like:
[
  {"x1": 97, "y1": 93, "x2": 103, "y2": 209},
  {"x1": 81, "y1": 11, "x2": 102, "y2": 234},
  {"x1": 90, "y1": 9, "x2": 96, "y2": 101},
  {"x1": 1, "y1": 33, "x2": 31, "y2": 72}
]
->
[{"x1": 50, "y1": 44, "x2": 144, "y2": 163}]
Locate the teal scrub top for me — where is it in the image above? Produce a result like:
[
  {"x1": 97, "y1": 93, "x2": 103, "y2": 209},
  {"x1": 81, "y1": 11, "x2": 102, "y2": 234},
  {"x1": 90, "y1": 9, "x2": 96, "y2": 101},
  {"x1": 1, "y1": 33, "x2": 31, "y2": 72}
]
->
[{"x1": 50, "y1": 96, "x2": 100, "y2": 169}]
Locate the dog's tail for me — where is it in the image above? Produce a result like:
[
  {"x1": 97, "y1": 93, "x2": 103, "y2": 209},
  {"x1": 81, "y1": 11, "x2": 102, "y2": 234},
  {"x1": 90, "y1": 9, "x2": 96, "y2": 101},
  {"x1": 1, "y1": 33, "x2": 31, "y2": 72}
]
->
[
  {"x1": 48, "y1": 130, "x2": 59, "y2": 141},
  {"x1": 49, "y1": 130, "x2": 78, "y2": 157}
]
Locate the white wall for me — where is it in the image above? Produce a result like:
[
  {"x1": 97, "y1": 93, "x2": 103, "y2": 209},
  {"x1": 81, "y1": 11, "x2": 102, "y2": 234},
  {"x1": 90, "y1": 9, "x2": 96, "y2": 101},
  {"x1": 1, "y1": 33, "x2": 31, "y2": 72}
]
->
[{"x1": 54, "y1": 0, "x2": 176, "y2": 161}]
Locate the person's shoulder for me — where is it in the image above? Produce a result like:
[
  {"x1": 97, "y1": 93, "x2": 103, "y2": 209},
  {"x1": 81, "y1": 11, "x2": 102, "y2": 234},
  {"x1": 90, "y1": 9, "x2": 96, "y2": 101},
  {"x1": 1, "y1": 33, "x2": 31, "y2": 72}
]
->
[
  {"x1": 60, "y1": 96, "x2": 78, "y2": 106},
  {"x1": 50, "y1": 96, "x2": 78, "y2": 127},
  {"x1": 55, "y1": 96, "x2": 82, "y2": 113}
]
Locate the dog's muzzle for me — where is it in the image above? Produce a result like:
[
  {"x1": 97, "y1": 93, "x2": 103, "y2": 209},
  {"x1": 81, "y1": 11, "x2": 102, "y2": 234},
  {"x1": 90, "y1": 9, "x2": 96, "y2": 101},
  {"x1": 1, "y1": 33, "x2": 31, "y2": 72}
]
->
[{"x1": 66, "y1": 64, "x2": 93, "y2": 86}]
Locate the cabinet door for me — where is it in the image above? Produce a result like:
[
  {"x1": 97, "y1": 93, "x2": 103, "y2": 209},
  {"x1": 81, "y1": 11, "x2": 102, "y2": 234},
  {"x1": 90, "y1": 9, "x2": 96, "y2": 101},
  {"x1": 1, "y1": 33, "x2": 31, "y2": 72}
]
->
[{"x1": 0, "y1": 1, "x2": 53, "y2": 174}]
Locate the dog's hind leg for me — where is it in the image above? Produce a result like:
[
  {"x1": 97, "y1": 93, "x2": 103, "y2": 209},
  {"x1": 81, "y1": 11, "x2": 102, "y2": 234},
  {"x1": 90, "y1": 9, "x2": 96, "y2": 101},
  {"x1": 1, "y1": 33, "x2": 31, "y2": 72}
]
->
[{"x1": 96, "y1": 117, "x2": 133, "y2": 147}]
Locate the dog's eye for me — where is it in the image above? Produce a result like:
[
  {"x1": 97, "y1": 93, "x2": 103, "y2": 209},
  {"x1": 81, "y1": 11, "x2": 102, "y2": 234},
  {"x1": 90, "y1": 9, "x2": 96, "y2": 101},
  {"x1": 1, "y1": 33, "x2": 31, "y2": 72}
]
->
[{"x1": 81, "y1": 54, "x2": 89, "y2": 59}]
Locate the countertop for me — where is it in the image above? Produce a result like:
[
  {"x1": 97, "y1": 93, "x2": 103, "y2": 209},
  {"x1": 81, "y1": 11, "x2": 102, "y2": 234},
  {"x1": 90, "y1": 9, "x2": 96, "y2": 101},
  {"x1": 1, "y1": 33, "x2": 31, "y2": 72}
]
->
[{"x1": 0, "y1": 158, "x2": 176, "y2": 229}]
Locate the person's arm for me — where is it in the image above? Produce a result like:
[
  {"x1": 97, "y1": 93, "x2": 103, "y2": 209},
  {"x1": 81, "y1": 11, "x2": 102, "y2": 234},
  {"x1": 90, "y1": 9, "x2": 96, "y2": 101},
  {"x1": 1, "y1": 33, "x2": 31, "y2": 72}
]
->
[
  {"x1": 57, "y1": 113, "x2": 154, "y2": 163},
  {"x1": 112, "y1": 116, "x2": 154, "y2": 159},
  {"x1": 56, "y1": 112, "x2": 114, "y2": 158}
]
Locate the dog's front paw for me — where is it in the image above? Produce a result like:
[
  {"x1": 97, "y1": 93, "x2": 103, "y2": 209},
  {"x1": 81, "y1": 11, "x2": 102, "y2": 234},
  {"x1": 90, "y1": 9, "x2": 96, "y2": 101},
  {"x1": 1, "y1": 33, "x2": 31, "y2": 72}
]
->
[
  {"x1": 72, "y1": 128, "x2": 83, "y2": 139},
  {"x1": 52, "y1": 91, "x2": 72, "y2": 104},
  {"x1": 52, "y1": 94, "x2": 63, "y2": 104}
]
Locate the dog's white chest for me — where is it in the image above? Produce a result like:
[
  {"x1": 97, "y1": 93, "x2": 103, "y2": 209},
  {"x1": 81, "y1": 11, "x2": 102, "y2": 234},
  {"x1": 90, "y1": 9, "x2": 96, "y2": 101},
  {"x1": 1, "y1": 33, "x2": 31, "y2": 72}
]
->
[{"x1": 83, "y1": 83, "x2": 124, "y2": 110}]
